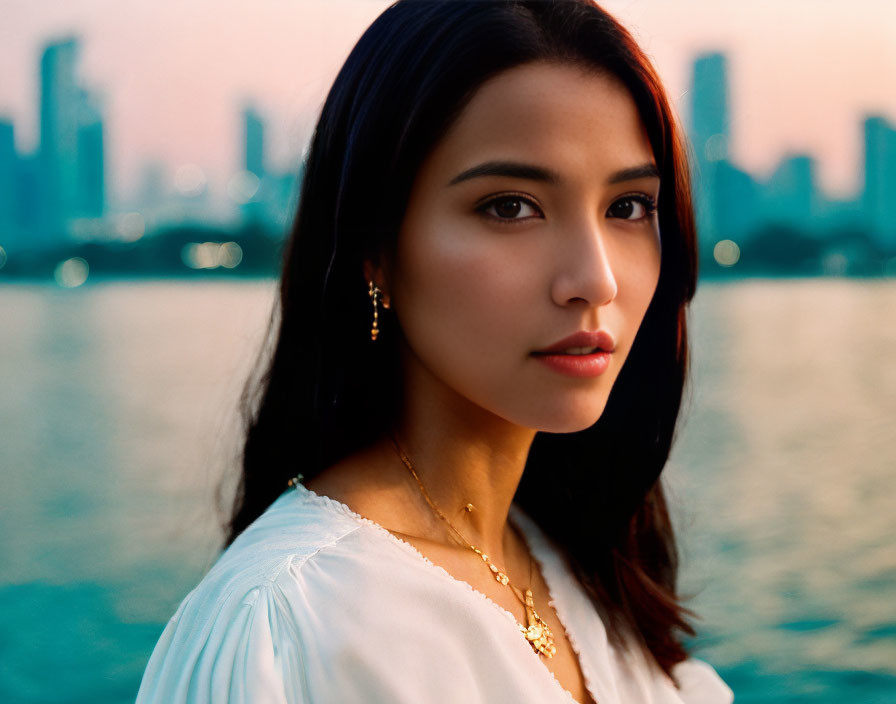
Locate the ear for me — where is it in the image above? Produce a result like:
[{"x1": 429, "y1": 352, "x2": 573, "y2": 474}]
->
[{"x1": 362, "y1": 258, "x2": 391, "y2": 309}]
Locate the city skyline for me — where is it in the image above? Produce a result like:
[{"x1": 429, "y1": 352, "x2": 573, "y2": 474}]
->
[
  {"x1": 687, "y1": 51, "x2": 896, "y2": 271},
  {"x1": 1, "y1": 2, "x2": 895, "y2": 278},
  {"x1": 2, "y1": 0, "x2": 895, "y2": 201}
]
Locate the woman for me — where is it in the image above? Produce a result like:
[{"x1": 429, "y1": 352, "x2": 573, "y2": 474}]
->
[{"x1": 137, "y1": 1, "x2": 733, "y2": 702}]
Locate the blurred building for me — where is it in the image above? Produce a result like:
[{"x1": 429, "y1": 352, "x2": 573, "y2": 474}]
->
[
  {"x1": 690, "y1": 53, "x2": 730, "y2": 162},
  {"x1": 239, "y1": 105, "x2": 268, "y2": 225},
  {"x1": 763, "y1": 154, "x2": 820, "y2": 232},
  {"x1": 686, "y1": 50, "x2": 896, "y2": 274},
  {"x1": 231, "y1": 104, "x2": 300, "y2": 232},
  {"x1": 712, "y1": 160, "x2": 760, "y2": 244},
  {"x1": 688, "y1": 52, "x2": 731, "y2": 255},
  {"x1": 862, "y1": 115, "x2": 896, "y2": 249},
  {"x1": 76, "y1": 100, "x2": 105, "y2": 219},
  {"x1": 39, "y1": 37, "x2": 107, "y2": 245},
  {"x1": 244, "y1": 106, "x2": 265, "y2": 181},
  {"x1": 0, "y1": 121, "x2": 15, "y2": 241},
  {"x1": 0, "y1": 36, "x2": 109, "y2": 255}
]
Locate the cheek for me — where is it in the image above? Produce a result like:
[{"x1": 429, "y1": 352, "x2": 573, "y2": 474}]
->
[
  {"x1": 617, "y1": 234, "x2": 662, "y2": 314},
  {"x1": 393, "y1": 220, "x2": 534, "y2": 366}
]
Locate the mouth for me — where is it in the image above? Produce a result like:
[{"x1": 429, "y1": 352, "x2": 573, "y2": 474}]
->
[
  {"x1": 531, "y1": 346, "x2": 604, "y2": 356},
  {"x1": 530, "y1": 329, "x2": 615, "y2": 378}
]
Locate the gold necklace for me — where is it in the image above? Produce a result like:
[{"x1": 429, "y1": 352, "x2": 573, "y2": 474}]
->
[{"x1": 387, "y1": 432, "x2": 557, "y2": 659}]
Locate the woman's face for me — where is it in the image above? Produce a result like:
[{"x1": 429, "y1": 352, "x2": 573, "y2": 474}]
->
[{"x1": 384, "y1": 61, "x2": 662, "y2": 433}]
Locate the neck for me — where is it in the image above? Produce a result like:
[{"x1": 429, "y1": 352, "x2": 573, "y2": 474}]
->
[{"x1": 379, "y1": 375, "x2": 537, "y2": 564}]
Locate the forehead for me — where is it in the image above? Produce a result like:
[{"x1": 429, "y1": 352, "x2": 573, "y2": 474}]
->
[{"x1": 423, "y1": 61, "x2": 654, "y2": 184}]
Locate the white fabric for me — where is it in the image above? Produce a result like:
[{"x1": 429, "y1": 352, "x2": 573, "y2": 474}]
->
[{"x1": 137, "y1": 483, "x2": 734, "y2": 704}]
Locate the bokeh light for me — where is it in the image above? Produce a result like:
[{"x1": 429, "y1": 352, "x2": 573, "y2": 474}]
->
[
  {"x1": 54, "y1": 257, "x2": 89, "y2": 287},
  {"x1": 713, "y1": 239, "x2": 741, "y2": 267},
  {"x1": 174, "y1": 164, "x2": 207, "y2": 197},
  {"x1": 180, "y1": 241, "x2": 243, "y2": 270},
  {"x1": 227, "y1": 171, "x2": 261, "y2": 204},
  {"x1": 117, "y1": 212, "x2": 146, "y2": 241},
  {"x1": 218, "y1": 242, "x2": 243, "y2": 269}
]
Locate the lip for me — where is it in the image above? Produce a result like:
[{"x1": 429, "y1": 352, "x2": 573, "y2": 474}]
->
[
  {"x1": 532, "y1": 329, "x2": 616, "y2": 355},
  {"x1": 532, "y1": 350, "x2": 611, "y2": 378}
]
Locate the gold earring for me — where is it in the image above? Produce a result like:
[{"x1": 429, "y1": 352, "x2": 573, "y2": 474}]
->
[{"x1": 368, "y1": 280, "x2": 382, "y2": 340}]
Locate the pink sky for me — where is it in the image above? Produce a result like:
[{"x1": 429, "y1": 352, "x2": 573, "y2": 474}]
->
[{"x1": 2, "y1": 0, "x2": 894, "y2": 206}]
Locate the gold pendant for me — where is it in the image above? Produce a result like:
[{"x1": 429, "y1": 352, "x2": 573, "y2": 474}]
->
[{"x1": 518, "y1": 589, "x2": 557, "y2": 658}]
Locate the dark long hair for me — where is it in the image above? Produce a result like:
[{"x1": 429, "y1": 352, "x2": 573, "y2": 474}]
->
[{"x1": 222, "y1": 0, "x2": 699, "y2": 678}]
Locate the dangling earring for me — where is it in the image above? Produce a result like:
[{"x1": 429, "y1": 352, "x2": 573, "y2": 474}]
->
[{"x1": 368, "y1": 280, "x2": 389, "y2": 340}]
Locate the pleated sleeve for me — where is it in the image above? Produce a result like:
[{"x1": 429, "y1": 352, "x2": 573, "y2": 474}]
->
[
  {"x1": 672, "y1": 658, "x2": 734, "y2": 704},
  {"x1": 136, "y1": 582, "x2": 308, "y2": 704}
]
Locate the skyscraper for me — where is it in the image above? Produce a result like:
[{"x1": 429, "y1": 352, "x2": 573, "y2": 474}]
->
[
  {"x1": 765, "y1": 154, "x2": 818, "y2": 231},
  {"x1": 40, "y1": 38, "x2": 80, "y2": 238},
  {"x1": 76, "y1": 97, "x2": 105, "y2": 218},
  {"x1": 862, "y1": 115, "x2": 896, "y2": 248},
  {"x1": 239, "y1": 105, "x2": 268, "y2": 225},
  {"x1": 38, "y1": 36, "x2": 106, "y2": 245},
  {"x1": 688, "y1": 52, "x2": 731, "y2": 252},
  {"x1": 0, "y1": 120, "x2": 16, "y2": 245},
  {"x1": 244, "y1": 106, "x2": 265, "y2": 180},
  {"x1": 691, "y1": 53, "x2": 730, "y2": 164}
]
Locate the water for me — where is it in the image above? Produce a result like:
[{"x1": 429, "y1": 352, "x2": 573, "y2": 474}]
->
[
  {"x1": 667, "y1": 278, "x2": 896, "y2": 702},
  {"x1": 0, "y1": 278, "x2": 893, "y2": 703}
]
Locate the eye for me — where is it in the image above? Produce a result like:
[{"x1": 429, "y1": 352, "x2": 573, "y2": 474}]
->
[
  {"x1": 477, "y1": 194, "x2": 543, "y2": 222},
  {"x1": 606, "y1": 194, "x2": 657, "y2": 221}
]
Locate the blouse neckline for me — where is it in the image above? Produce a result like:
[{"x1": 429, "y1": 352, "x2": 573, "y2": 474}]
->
[{"x1": 288, "y1": 482, "x2": 601, "y2": 704}]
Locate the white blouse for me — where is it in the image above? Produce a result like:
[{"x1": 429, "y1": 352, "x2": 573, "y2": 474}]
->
[{"x1": 136, "y1": 483, "x2": 733, "y2": 704}]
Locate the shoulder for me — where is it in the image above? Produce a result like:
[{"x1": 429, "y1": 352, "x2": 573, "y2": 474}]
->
[
  {"x1": 173, "y1": 487, "x2": 365, "y2": 620},
  {"x1": 671, "y1": 657, "x2": 734, "y2": 704},
  {"x1": 611, "y1": 640, "x2": 733, "y2": 704},
  {"x1": 211, "y1": 488, "x2": 363, "y2": 589},
  {"x1": 136, "y1": 489, "x2": 362, "y2": 704}
]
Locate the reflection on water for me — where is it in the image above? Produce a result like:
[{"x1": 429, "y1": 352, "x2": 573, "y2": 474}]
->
[
  {"x1": 667, "y1": 279, "x2": 896, "y2": 700},
  {"x1": 0, "y1": 278, "x2": 894, "y2": 702}
]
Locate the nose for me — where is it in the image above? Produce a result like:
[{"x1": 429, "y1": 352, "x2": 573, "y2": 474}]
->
[{"x1": 550, "y1": 219, "x2": 618, "y2": 308}]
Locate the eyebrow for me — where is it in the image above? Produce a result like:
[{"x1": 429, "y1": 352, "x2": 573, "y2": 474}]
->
[
  {"x1": 607, "y1": 163, "x2": 660, "y2": 184},
  {"x1": 447, "y1": 160, "x2": 659, "y2": 187}
]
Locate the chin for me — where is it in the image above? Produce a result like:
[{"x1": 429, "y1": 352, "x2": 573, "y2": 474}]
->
[
  {"x1": 521, "y1": 398, "x2": 610, "y2": 434},
  {"x1": 537, "y1": 416, "x2": 603, "y2": 434}
]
